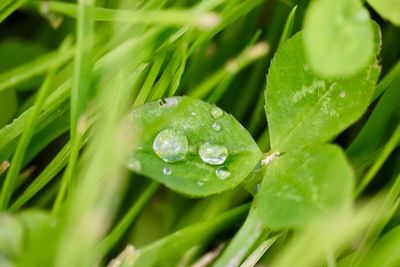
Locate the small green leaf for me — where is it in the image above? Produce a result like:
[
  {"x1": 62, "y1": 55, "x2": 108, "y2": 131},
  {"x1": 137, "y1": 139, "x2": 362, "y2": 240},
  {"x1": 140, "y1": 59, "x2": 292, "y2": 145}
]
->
[
  {"x1": 265, "y1": 31, "x2": 381, "y2": 152},
  {"x1": 304, "y1": 0, "x2": 374, "y2": 77},
  {"x1": 254, "y1": 144, "x2": 353, "y2": 228},
  {"x1": 367, "y1": 0, "x2": 400, "y2": 26},
  {"x1": 125, "y1": 96, "x2": 261, "y2": 197}
]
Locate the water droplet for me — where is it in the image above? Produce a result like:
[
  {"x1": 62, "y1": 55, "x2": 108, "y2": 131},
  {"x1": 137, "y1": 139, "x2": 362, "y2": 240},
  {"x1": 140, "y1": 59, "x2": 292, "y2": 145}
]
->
[
  {"x1": 261, "y1": 151, "x2": 280, "y2": 166},
  {"x1": 254, "y1": 183, "x2": 261, "y2": 193},
  {"x1": 211, "y1": 106, "x2": 223, "y2": 119},
  {"x1": 191, "y1": 111, "x2": 197, "y2": 116},
  {"x1": 158, "y1": 97, "x2": 179, "y2": 108},
  {"x1": 198, "y1": 143, "x2": 228, "y2": 165},
  {"x1": 197, "y1": 180, "x2": 205, "y2": 186},
  {"x1": 216, "y1": 166, "x2": 231, "y2": 180},
  {"x1": 211, "y1": 122, "x2": 221, "y2": 131},
  {"x1": 126, "y1": 159, "x2": 141, "y2": 172},
  {"x1": 153, "y1": 129, "x2": 188, "y2": 162},
  {"x1": 339, "y1": 91, "x2": 346, "y2": 98},
  {"x1": 163, "y1": 167, "x2": 172, "y2": 175}
]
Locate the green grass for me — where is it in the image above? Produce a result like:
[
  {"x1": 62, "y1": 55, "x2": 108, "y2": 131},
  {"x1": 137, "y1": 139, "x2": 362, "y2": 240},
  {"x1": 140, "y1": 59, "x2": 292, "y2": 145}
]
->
[{"x1": 0, "y1": 0, "x2": 399, "y2": 266}]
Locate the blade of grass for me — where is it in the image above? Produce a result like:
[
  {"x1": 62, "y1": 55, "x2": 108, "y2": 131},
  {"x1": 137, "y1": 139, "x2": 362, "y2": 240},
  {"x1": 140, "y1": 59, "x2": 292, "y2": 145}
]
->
[
  {"x1": 0, "y1": 0, "x2": 26, "y2": 23},
  {"x1": 9, "y1": 142, "x2": 71, "y2": 211},
  {"x1": 133, "y1": 52, "x2": 166, "y2": 107},
  {"x1": 0, "y1": 45, "x2": 74, "y2": 93},
  {"x1": 66, "y1": 0, "x2": 95, "y2": 198},
  {"x1": 356, "y1": 123, "x2": 400, "y2": 195},
  {"x1": 207, "y1": 30, "x2": 266, "y2": 103},
  {"x1": 213, "y1": 212, "x2": 269, "y2": 267},
  {"x1": 99, "y1": 181, "x2": 160, "y2": 254},
  {"x1": 25, "y1": 0, "x2": 220, "y2": 29},
  {"x1": 277, "y1": 5, "x2": 297, "y2": 48},
  {"x1": 240, "y1": 234, "x2": 281, "y2": 267},
  {"x1": 0, "y1": 70, "x2": 55, "y2": 210},
  {"x1": 372, "y1": 60, "x2": 400, "y2": 101},
  {"x1": 190, "y1": 42, "x2": 268, "y2": 99}
]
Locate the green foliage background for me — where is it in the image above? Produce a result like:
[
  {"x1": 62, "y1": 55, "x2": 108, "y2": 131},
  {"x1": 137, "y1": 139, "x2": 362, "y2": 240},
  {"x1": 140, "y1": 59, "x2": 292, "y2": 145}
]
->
[{"x1": 0, "y1": 0, "x2": 399, "y2": 266}]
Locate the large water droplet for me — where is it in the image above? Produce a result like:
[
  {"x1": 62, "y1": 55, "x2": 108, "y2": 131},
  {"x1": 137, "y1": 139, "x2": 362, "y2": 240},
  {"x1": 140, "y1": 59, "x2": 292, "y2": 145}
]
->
[
  {"x1": 163, "y1": 167, "x2": 172, "y2": 175},
  {"x1": 198, "y1": 143, "x2": 228, "y2": 165},
  {"x1": 153, "y1": 129, "x2": 188, "y2": 162},
  {"x1": 216, "y1": 166, "x2": 231, "y2": 180},
  {"x1": 211, "y1": 122, "x2": 221, "y2": 131},
  {"x1": 211, "y1": 106, "x2": 223, "y2": 119}
]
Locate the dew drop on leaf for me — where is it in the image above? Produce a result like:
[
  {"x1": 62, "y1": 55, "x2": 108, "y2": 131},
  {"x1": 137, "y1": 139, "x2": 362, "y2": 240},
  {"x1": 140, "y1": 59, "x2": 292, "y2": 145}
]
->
[
  {"x1": 211, "y1": 122, "x2": 222, "y2": 131},
  {"x1": 211, "y1": 106, "x2": 224, "y2": 119},
  {"x1": 126, "y1": 159, "x2": 141, "y2": 172},
  {"x1": 198, "y1": 143, "x2": 228, "y2": 165},
  {"x1": 153, "y1": 129, "x2": 188, "y2": 163},
  {"x1": 215, "y1": 166, "x2": 231, "y2": 180},
  {"x1": 163, "y1": 167, "x2": 172, "y2": 175}
]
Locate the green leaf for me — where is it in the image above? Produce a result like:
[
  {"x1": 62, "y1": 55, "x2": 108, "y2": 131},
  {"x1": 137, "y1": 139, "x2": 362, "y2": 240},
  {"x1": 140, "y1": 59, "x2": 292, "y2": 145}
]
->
[
  {"x1": 0, "y1": 214, "x2": 23, "y2": 259},
  {"x1": 303, "y1": 0, "x2": 375, "y2": 77},
  {"x1": 265, "y1": 31, "x2": 381, "y2": 152},
  {"x1": 367, "y1": 0, "x2": 400, "y2": 26},
  {"x1": 254, "y1": 144, "x2": 354, "y2": 228},
  {"x1": 126, "y1": 96, "x2": 261, "y2": 197}
]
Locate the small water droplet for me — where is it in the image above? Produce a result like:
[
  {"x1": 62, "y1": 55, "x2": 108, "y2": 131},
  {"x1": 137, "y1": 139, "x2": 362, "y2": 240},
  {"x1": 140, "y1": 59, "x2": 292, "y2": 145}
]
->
[
  {"x1": 261, "y1": 151, "x2": 280, "y2": 166},
  {"x1": 197, "y1": 180, "x2": 205, "y2": 186},
  {"x1": 199, "y1": 143, "x2": 228, "y2": 165},
  {"x1": 191, "y1": 111, "x2": 197, "y2": 116},
  {"x1": 158, "y1": 97, "x2": 179, "y2": 108},
  {"x1": 127, "y1": 159, "x2": 141, "y2": 172},
  {"x1": 153, "y1": 129, "x2": 188, "y2": 162},
  {"x1": 211, "y1": 122, "x2": 221, "y2": 131},
  {"x1": 163, "y1": 167, "x2": 172, "y2": 175},
  {"x1": 216, "y1": 166, "x2": 231, "y2": 180},
  {"x1": 339, "y1": 91, "x2": 346, "y2": 98},
  {"x1": 211, "y1": 106, "x2": 223, "y2": 119},
  {"x1": 254, "y1": 183, "x2": 261, "y2": 193}
]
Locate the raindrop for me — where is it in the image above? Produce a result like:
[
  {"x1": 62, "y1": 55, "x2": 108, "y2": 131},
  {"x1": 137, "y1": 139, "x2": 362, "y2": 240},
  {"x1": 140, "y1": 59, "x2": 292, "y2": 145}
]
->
[
  {"x1": 197, "y1": 180, "x2": 205, "y2": 186},
  {"x1": 261, "y1": 151, "x2": 280, "y2": 166},
  {"x1": 215, "y1": 166, "x2": 231, "y2": 180},
  {"x1": 339, "y1": 91, "x2": 346, "y2": 98},
  {"x1": 211, "y1": 106, "x2": 224, "y2": 119},
  {"x1": 254, "y1": 183, "x2": 261, "y2": 193},
  {"x1": 153, "y1": 129, "x2": 188, "y2": 162},
  {"x1": 163, "y1": 167, "x2": 172, "y2": 175},
  {"x1": 126, "y1": 159, "x2": 141, "y2": 172},
  {"x1": 211, "y1": 122, "x2": 221, "y2": 131},
  {"x1": 191, "y1": 111, "x2": 197, "y2": 116},
  {"x1": 198, "y1": 143, "x2": 228, "y2": 165}
]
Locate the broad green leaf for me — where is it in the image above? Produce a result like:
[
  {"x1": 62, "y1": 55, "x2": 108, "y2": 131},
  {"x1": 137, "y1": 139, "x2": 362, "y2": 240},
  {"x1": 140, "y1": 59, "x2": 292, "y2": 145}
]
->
[
  {"x1": 0, "y1": 214, "x2": 23, "y2": 259},
  {"x1": 125, "y1": 96, "x2": 261, "y2": 197},
  {"x1": 303, "y1": 0, "x2": 374, "y2": 77},
  {"x1": 367, "y1": 0, "x2": 400, "y2": 26},
  {"x1": 265, "y1": 31, "x2": 381, "y2": 152},
  {"x1": 254, "y1": 144, "x2": 353, "y2": 228}
]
